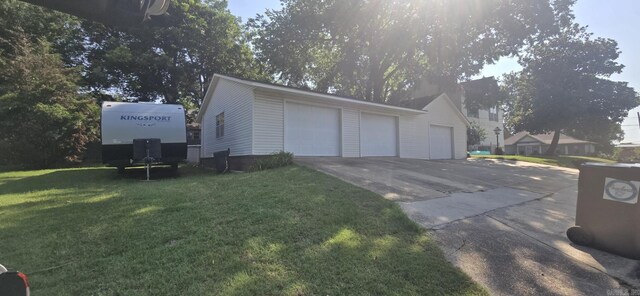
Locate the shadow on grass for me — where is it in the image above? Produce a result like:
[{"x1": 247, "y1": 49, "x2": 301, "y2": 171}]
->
[{"x1": 0, "y1": 165, "x2": 486, "y2": 295}]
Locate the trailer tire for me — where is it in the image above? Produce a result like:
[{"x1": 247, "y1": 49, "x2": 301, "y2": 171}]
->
[
  {"x1": 170, "y1": 163, "x2": 178, "y2": 171},
  {"x1": 117, "y1": 166, "x2": 125, "y2": 174}
]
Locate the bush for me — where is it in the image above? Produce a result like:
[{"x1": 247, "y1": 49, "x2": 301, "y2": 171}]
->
[
  {"x1": 613, "y1": 147, "x2": 640, "y2": 163},
  {"x1": 250, "y1": 151, "x2": 294, "y2": 171},
  {"x1": 0, "y1": 37, "x2": 99, "y2": 168},
  {"x1": 494, "y1": 147, "x2": 504, "y2": 155}
]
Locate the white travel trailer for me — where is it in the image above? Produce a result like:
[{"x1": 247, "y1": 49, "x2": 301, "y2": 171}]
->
[{"x1": 101, "y1": 101, "x2": 187, "y2": 172}]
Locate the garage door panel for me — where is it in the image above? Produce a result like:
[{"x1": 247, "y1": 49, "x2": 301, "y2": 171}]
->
[
  {"x1": 285, "y1": 102, "x2": 340, "y2": 156},
  {"x1": 361, "y1": 113, "x2": 397, "y2": 157},
  {"x1": 430, "y1": 125, "x2": 453, "y2": 159}
]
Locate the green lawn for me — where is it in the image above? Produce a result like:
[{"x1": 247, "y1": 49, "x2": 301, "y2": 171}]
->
[
  {"x1": 0, "y1": 165, "x2": 486, "y2": 295},
  {"x1": 470, "y1": 154, "x2": 615, "y2": 169}
]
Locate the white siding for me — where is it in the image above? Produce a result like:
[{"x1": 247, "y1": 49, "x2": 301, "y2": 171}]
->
[
  {"x1": 424, "y1": 97, "x2": 468, "y2": 159},
  {"x1": 462, "y1": 96, "x2": 504, "y2": 147},
  {"x1": 399, "y1": 115, "x2": 429, "y2": 159},
  {"x1": 253, "y1": 95, "x2": 284, "y2": 154},
  {"x1": 342, "y1": 109, "x2": 360, "y2": 157},
  {"x1": 201, "y1": 79, "x2": 254, "y2": 157}
]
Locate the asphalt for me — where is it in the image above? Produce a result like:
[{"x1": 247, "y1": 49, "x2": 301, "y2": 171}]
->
[{"x1": 296, "y1": 157, "x2": 640, "y2": 296}]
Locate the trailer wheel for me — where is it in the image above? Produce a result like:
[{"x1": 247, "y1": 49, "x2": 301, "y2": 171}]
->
[
  {"x1": 170, "y1": 163, "x2": 178, "y2": 171},
  {"x1": 117, "y1": 166, "x2": 125, "y2": 174}
]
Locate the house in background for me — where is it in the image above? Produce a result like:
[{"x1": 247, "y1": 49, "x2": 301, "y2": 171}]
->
[
  {"x1": 196, "y1": 74, "x2": 469, "y2": 170},
  {"x1": 504, "y1": 132, "x2": 597, "y2": 156},
  {"x1": 411, "y1": 77, "x2": 505, "y2": 151}
]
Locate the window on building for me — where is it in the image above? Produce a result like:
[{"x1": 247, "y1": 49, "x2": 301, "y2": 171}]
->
[
  {"x1": 216, "y1": 112, "x2": 224, "y2": 138},
  {"x1": 489, "y1": 107, "x2": 499, "y2": 122},
  {"x1": 188, "y1": 130, "x2": 200, "y2": 140},
  {"x1": 467, "y1": 107, "x2": 479, "y2": 118}
]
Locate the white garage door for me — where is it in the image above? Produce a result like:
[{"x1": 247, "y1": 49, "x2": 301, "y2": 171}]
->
[
  {"x1": 361, "y1": 113, "x2": 397, "y2": 156},
  {"x1": 430, "y1": 125, "x2": 453, "y2": 159},
  {"x1": 285, "y1": 102, "x2": 340, "y2": 156}
]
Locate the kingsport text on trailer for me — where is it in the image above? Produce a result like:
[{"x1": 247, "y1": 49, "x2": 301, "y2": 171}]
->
[{"x1": 101, "y1": 102, "x2": 187, "y2": 174}]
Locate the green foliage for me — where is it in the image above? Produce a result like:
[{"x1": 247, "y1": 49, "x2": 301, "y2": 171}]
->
[
  {"x1": 0, "y1": 0, "x2": 85, "y2": 66},
  {"x1": 82, "y1": 0, "x2": 265, "y2": 106},
  {"x1": 471, "y1": 154, "x2": 615, "y2": 169},
  {"x1": 248, "y1": 0, "x2": 559, "y2": 103},
  {"x1": 612, "y1": 147, "x2": 640, "y2": 163},
  {"x1": 467, "y1": 122, "x2": 487, "y2": 146},
  {"x1": 0, "y1": 36, "x2": 99, "y2": 168},
  {"x1": 249, "y1": 151, "x2": 294, "y2": 171},
  {"x1": 503, "y1": 3, "x2": 640, "y2": 154}
]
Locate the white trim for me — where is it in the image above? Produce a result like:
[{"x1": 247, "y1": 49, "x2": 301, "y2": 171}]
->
[
  {"x1": 197, "y1": 74, "x2": 426, "y2": 123},
  {"x1": 358, "y1": 111, "x2": 362, "y2": 157}
]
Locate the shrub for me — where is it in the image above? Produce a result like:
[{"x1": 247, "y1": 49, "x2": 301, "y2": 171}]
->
[
  {"x1": 494, "y1": 147, "x2": 504, "y2": 155},
  {"x1": 250, "y1": 151, "x2": 294, "y2": 171},
  {"x1": 613, "y1": 147, "x2": 640, "y2": 163}
]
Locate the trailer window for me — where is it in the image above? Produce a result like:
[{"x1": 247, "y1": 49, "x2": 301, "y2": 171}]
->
[{"x1": 216, "y1": 112, "x2": 224, "y2": 138}]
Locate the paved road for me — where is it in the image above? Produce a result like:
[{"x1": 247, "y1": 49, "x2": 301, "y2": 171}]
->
[{"x1": 297, "y1": 157, "x2": 640, "y2": 296}]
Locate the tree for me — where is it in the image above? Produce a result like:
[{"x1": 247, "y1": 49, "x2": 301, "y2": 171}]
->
[
  {"x1": 83, "y1": 0, "x2": 264, "y2": 106},
  {"x1": 248, "y1": 0, "x2": 559, "y2": 103},
  {"x1": 504, "y1": 4, "x2": 639, "y2": 155},
  {"x1": 467, "y1": 122, "x2": 487, "y2": 147},
  {"x1": 0, "y1": 0, "x2": 85, "y2": 67},
  {"x1": 0, "y1": 36, "x2": 99, "y2": 168}
]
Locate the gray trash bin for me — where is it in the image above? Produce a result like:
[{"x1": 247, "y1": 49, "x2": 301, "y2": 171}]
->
[
  {"x1": 213, "y1": 148, "x2": 230, "y2": 173},
  {"x1": 567, "y1": 162, "x2": 640, "y2": 259}
]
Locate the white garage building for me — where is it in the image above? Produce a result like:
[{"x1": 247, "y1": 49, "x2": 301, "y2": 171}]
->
[{"x1": 196, "y1": 74, "x2": 469, "y2": 163}]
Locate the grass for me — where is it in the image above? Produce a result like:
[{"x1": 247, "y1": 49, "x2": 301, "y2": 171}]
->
[
  {"x1": 470, "y1": 154, "x2": 615, "y2": 169},
  {"x1": 0, "y1": 165, "x2": 486, "y2": 295}
]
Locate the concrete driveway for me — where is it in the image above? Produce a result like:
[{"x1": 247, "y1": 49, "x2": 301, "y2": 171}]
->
[{"x1": 296, "y1": 157, "x2": 640, "y2": 296}]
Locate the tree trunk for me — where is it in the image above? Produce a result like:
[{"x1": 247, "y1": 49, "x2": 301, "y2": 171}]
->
[{"x1": 545, "y1": 129, "x2": 562, "y2": 156}]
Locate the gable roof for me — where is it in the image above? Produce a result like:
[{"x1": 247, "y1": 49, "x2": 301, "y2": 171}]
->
[
  {"x1": 505, "y1": 131, "x2": 595, "y2": 146},
  {"x1": 197, "y1": 74, "x2": 427, "y2": 123},
  {"x1": 396, "y1": 94, "x2": 442, "y2": 110},
  {"x1": 396, "y1": 93, "x2": 470, "y2": 127}
]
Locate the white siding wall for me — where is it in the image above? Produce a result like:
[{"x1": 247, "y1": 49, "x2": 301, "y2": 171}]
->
[
  {"x1": 461, "y1": 96, "x2": 504, "y2": 147},
  {"x1": 253, "y1": 96, "x2": 284, "y2": 154},
  {"x1": 201, "y1": 79, "x2": 254, "y2": 157},
  {"x1": 342, "y1": 109, "x2": 360, "y2": 157},
  {"x1": 424, "y1": 97, "x2": 468, "y2": 159},
  {"x1": 399, "y1": 115, "x2": 429, "y2": 159}
]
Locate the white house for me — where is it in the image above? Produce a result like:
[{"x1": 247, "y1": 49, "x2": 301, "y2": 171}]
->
[
  {"x1": 505, "y1": 132, "x2": 597, "y2": 156},
  {"x1": 196, "y1": 74, "x2": 469, "y2": 167},
  {"x1": 459, "y1": 78, "x2": 505, "y2": 149},
  {"x1": 412, "y1": 77, "x2": 505, "y2": 150}
]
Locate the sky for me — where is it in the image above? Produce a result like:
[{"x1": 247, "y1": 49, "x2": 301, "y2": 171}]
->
[{"x1": 227, "y1": 0, "x2": 640, "y2": 144}]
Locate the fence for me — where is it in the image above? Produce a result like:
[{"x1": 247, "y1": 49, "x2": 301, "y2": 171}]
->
[{"x1": 187, "y1": 145, "x2": 201, "y2": 164}]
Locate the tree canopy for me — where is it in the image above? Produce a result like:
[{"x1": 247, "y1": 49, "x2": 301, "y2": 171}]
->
[
  {"x1": 83, "y1": 0, "x2": 265, "y2": 105},
  {"x1": 503, "y1": 5, "x2": 639, "y2": 153},
  {"x1": 1, "y1": 0, "x2": 264, "y2": 107},
  {"x1": 248, "y1": 0, "x2": 561, "y2": 103},
  {"x1": 0, "y1": 36, "x2": 99, "y2": 168}
]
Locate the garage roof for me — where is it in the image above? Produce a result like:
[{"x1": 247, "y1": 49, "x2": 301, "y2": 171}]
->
[{"x1": 197, "y1": 74, "x2": 428, "y2": 123}]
